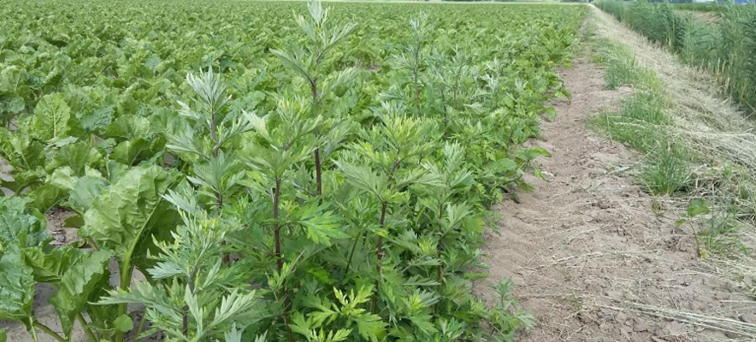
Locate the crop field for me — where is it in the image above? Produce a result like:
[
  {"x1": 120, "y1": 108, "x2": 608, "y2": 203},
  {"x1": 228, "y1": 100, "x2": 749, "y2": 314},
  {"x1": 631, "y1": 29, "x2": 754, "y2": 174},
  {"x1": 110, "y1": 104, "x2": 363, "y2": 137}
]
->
[{"x1": 0, "y1": 1, "x2": 586, "y2": 342}]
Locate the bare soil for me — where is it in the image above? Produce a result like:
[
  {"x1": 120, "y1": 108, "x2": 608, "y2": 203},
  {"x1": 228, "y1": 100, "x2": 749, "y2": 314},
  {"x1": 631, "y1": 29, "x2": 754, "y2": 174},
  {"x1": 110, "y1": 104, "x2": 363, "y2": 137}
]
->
[{"x1": 473, "y1": 60, "x2": 753, "y2": 341}]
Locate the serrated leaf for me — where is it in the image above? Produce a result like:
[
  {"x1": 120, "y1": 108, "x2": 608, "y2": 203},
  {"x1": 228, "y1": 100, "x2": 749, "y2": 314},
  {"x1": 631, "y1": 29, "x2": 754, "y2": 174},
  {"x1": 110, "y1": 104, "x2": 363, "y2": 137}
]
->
[
  {"x1": 296, "y1": 204, "x2": 347, "y2": 246},
  {"x1": 354, "y1": 312, "x2": 386, "y2": 341},
  {"x1": 499, "y1": 158, "x2": 517, "y2": 173}
]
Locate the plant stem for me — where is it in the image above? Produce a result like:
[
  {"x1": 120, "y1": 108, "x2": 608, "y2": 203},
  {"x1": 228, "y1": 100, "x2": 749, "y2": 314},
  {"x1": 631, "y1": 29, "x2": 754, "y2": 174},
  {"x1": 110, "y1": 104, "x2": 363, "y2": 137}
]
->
[
  {"x1": 371, "y1": 201, "x2": 388, "y2": 313},
  {"x1": 29, "y1": 317, "x2": 40, "y2": 342},
  {"x1": 33, "y1": 320, "x2": 65, "y2": 342},
  {"x1": 314, "y1": 148, "x2": 322, "y2": 201},
  {"x1": 115, "y1": 264, "x2": 134, "y2": 342},
  {"x1": 273, "y1": 178, "x2": 282, "y2": 273},
  {"x1": 272, "y1": 178, "x2": 293, "y2": 342},
  {"x1": 437, "y1": 204, "x2": 444, "y2": 286},
  {"x1": 310, "y1": 74, "x2": 323, "y2": 203},
  {"x1": 183, "y1": 267, "x2": 198, "y2": 338},
  {"x1": 209, "y1": 106, "x2": 229, "y2": 263},
  {"x1": 136, "y1": 312, "x2": 148, "y2": 341},
  {"x1": 413, "y1": 43, "x2": 422, "y2": 117},
  {"x1": 453, "y1": 64, "x2": 462, "y2": 108},
  {"x1": 688, "y1": 220, "x2": 703, "y2": 258},
  {"x1": 215, "y1": 191, "x2": 223, "y2": 211},
  {"x1": 77, "y1": 313, "x2": 98, "y2": 342},
  {"x1": 210, "y1": 106, "x2": 219, "y2": 158},
  {"x1": 344, "y1": 229, "x2": 364, "y2": 276}
]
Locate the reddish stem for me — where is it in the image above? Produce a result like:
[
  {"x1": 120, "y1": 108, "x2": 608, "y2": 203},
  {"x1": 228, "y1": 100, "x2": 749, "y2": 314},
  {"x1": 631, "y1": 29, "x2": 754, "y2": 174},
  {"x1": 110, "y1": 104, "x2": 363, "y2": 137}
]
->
[{"x1": 314, "y1": 148, "x2": 322, "y2": 202}]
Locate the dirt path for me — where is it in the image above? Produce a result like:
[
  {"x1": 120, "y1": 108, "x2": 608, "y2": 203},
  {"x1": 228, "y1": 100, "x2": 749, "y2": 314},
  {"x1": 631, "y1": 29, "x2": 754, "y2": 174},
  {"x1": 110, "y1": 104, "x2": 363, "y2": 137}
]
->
[{"x1": 473, "y1": 59, "x2": 750, "y2": 342}]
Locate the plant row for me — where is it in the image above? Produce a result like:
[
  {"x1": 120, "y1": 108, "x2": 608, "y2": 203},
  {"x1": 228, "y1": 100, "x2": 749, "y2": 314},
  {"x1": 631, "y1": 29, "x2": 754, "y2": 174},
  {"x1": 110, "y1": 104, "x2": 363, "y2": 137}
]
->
[{"x1": 0, "y1": 1, "x2": 586, "y2": 341}]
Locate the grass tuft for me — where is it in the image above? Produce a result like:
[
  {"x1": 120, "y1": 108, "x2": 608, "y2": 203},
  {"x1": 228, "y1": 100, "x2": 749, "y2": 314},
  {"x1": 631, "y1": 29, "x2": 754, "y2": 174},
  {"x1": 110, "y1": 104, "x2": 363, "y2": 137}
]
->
[{"x1": 641, "y1": 142, "x2": 690, "y2": 196}]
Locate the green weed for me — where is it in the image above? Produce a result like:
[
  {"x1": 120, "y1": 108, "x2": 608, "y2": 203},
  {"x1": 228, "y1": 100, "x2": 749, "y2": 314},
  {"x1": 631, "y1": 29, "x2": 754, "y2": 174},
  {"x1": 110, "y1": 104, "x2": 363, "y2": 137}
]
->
[
  {"x1": 596, "y1": 0, "x2": 756, "y2": 115},
  {"x1": 589, "y1": 91, "x2": 668, "y2": 152},
  {"x1": 642, "y1": 143, "x2": 691, "y2": 196},
  {"x1": 698, "y1": 211, "x2": 752, "y2": 258}
]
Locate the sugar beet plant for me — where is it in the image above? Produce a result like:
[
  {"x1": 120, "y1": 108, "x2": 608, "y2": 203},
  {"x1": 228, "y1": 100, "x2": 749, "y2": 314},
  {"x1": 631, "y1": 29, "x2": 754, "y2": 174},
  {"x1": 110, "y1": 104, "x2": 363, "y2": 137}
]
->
[{"x1": 0, "y1": 1, "x2": 586, "y2": 341}]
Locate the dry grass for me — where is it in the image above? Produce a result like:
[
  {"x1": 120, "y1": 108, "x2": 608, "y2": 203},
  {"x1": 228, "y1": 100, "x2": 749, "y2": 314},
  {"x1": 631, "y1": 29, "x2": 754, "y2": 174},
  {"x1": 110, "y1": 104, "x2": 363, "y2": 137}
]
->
[
  {"x1": 587, "y1": 5, "x2": 756, "y2": 339},
  {"x1": 590, "y1": 6, "x2": 756, "y2": 175}
]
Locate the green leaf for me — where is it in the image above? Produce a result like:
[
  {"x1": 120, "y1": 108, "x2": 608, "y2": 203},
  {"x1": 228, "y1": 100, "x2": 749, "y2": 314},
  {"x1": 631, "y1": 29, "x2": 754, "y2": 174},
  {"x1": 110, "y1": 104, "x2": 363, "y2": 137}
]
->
[
  {"x1": 48, "y1": 166, "x2": 78, "y2": 191},
  {"x1": 27, "y1": 183, "x2": 67, "y2": 214},
  {"x1": 22, "y1": 246, "x2": 88, "y2": 283},
  {"x1": 522, "y1": 147, "x2": 552, "y2": 160},
  {"x1": 0, "y1": 245, "x2": 35, "y2": 322},
  {"x1": 354, "y1": 312, "x2": 386, "y2": 341},
  {"x1": 49, "y1": 249, "x2": 113, "y2": 338},
  {"x1": 79, "y1": 165, "x2": 181, "y2": 274},
  {"x1": 0, "y1": 66, "x2": 27, "y2": 94},
  {"x1": 502, "y1": 94, "x2": 515, "y2": 109},
  {"x1": 46, "y1": 142, "x2": 102, "y2": 176},
  {"x1": 498, "y1": 158, "x2": 517, "y2": 173},
  {"x1": 543, "y1": 107, "x2": 557, "y2": 121},
  {"x1": 533, "y1": 166, "x2": 544, "y2": 180},
  {"x1": 104, "y1": 115, "x2": 151, "y2": 141},
  {"x1": 70, "y1": 175, "x2": 109, "y2": 213},
  {"x1": 687, "y1": 198, "x2": 709, "y2": 218},
  {"x1": 334, "y1": 161, "x2": 385, "y2": 198},
  {"x1": 111, "y1": 138, "x2": 152, "y2": 166},
  {"x1": 0, "y1": 96, "x2": 24, "y2": 115},
  {"x1": 295, "y1": 203, "x2": 347, "y2": 246},
  {"x1": 31, "y1": 93, "x2": 71, "y2": 143},
  {"x1": 0, "y1": 129, "x2": 45, "y2": 171},
  {"x1": 113, "y1": 314, "x2": 133, "y2": 333},
  {"x1": 0, "y1": 327, "x2": 7, "y2": 342},
  {"x1": 79, "y1": 106, "x2": 113, "y2": 133},
  {"x1": 64, "y1": 215, "x2": 85, "y2": 229},
  {"x1": 0, "y1": 197, "x2": 51, "y2": 248},
  {"x1": 408, "y1": 313, "x2": 437, "y2": 336}
]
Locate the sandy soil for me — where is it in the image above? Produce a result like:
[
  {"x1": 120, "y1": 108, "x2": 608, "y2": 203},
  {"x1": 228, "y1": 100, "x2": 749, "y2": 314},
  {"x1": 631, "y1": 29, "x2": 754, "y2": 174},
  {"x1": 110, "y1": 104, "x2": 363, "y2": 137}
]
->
[{"x1": 472, "y1": 59, "x2": 754, "y2": 341}]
